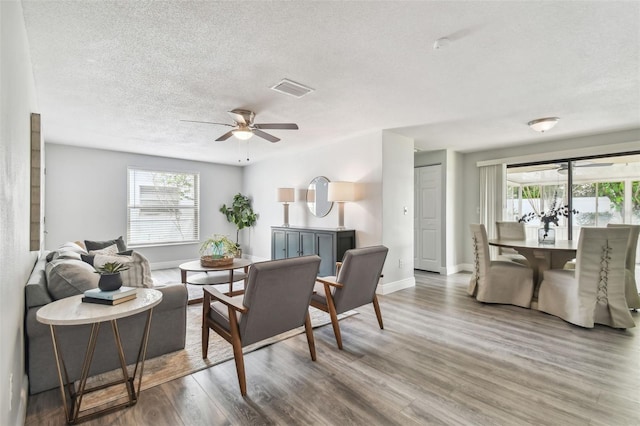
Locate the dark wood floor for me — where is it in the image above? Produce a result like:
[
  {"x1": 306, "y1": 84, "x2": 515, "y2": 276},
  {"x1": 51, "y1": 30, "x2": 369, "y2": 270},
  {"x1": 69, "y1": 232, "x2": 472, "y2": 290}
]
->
[{"x1": 25, "y1": 270, "x2": 640, "y2": 425}]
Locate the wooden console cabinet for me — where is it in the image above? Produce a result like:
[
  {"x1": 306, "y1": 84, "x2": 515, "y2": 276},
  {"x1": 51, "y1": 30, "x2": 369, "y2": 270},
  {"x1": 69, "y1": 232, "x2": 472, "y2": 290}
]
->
[{"x1": 271, "y1": 226, "x2": 356, "y2": 276}]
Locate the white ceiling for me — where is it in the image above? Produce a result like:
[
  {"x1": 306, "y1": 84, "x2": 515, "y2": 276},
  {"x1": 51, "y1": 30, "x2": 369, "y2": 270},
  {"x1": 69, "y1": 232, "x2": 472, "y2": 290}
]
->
[{"x1": 21, "y1": 1, "x2": 640, "y2": 166}]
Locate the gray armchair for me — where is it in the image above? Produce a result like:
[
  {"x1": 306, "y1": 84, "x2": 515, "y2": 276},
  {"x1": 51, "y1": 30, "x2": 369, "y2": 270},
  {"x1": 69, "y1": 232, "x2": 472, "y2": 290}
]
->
[
  {"x1": 202, "y1": 255, "x2": 321, "y2": 396},
  {"x1": 312, "y1": 246, "x2": 388, "y2": 349}
]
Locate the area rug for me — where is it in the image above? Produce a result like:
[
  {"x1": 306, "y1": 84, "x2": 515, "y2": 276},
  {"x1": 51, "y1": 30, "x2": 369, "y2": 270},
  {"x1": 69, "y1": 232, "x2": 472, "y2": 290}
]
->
[{"x1": 80, "y1": 304, "x2": 356, "y2": 409}]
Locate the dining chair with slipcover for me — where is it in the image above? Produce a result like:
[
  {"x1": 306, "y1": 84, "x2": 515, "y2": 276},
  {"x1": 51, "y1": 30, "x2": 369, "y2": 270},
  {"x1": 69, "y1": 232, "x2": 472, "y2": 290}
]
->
[
  {"x1": 468, "y1": 224, "x2": 534, "y2": 308},
  {"x1": 312, "y1": 245, "x2": 388, "y2": 349},
  {"x1": 495, "y1": 221, "x2": 529, "y2": 266},
  {"x1": 202, "y1": 255, "x2": 321, "y2": 395},
  {"x1": 607, "y1": 223, "x2": 640, "y2": 309},
  {"x1": 538, "y1": 227, "x2": 635, "y2": 329}
]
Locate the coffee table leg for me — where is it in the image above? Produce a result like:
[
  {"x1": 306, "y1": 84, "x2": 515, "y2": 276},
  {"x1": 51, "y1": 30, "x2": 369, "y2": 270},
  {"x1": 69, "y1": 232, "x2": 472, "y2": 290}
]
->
[{"x1": 181, "y1": 269, "x2": 187, "y2": 284}]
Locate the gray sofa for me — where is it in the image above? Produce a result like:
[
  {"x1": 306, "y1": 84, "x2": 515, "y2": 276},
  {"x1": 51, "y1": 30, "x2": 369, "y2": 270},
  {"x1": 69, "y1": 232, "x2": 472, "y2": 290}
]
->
[{"x1": 25, "y1": 250, "x2": 188, "y2": 394}]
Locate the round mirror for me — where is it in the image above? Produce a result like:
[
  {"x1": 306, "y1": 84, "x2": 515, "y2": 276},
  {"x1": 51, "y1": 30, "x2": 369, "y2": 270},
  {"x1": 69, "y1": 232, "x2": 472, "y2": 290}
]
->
[{"x1": 306, "y1": 176, "x2": 333, "y2": 217}]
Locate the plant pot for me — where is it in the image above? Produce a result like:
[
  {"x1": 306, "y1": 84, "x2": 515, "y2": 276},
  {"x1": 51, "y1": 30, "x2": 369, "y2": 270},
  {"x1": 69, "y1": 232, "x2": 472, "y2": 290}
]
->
[
  {"x1": 98, "y1": 273, "x2": 123, "y2": 291},
  {"x1": 235, "y1": 248, "x2": 242, "y2": 259}
]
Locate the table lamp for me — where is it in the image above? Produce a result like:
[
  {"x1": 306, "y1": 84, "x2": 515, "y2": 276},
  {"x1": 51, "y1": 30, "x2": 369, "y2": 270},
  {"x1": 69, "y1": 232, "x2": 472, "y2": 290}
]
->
[
  {"x1": 327, "y1": 182, "x2": 356, "y2": 230},
  {"x1": 276, "y1": 188, "x2": 295, "y2": 227}
]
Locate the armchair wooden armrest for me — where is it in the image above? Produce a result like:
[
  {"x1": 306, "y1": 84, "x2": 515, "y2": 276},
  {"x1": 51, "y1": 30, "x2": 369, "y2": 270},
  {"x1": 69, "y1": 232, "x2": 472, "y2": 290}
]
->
[
  {"x1": 316, "y1": 277, "x2": 344, "y2": 288},
  {"x1": 203, "y1": 285, "x2": 248, "y2": 313}
]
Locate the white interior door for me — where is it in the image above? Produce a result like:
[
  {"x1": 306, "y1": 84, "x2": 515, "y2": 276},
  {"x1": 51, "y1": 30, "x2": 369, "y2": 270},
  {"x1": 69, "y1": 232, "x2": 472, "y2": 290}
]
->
[{"x1": 414, "y1": 165, "x2": 442, "y2": 272}]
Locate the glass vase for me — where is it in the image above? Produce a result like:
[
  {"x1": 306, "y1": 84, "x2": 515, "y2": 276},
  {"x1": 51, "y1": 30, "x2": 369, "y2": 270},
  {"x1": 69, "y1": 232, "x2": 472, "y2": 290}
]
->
[{"x1": 538, "y1": 227, "x2": 556, "y2": 244}]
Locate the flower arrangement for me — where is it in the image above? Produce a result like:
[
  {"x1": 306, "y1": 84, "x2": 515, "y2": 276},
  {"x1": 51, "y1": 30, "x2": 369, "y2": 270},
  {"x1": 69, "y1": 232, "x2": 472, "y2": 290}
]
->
[{"x1": 518, "y1": 192, "x2": 578, "y2": 238}]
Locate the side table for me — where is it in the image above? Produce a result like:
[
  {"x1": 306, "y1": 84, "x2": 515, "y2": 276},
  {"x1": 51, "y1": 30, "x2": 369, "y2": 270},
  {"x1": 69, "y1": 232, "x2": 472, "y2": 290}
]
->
[{"x1": 36, "y1": 288, "x2": 162, "y2": 424}]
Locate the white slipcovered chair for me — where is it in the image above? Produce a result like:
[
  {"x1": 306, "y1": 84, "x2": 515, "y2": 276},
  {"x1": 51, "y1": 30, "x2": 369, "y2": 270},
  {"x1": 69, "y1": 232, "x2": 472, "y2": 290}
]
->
[
  {"x1": 468, "y1": 224, "x2": 534, "y2": 308},
  {"x1": 538, "y1": 227, "x2": 635, "y2": 329},
  {"x1": 607, "y1": 223, "x2": 640, "y2": 309},
  {"x1": 495, "y1": 221, "x2": 529, "y2": 266}
]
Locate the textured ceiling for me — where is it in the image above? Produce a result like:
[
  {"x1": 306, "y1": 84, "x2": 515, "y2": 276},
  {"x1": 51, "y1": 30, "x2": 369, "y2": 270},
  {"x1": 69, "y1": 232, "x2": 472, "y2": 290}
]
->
[{"x1": 21, "y1": 1, "x2": 640, "y2": 166}]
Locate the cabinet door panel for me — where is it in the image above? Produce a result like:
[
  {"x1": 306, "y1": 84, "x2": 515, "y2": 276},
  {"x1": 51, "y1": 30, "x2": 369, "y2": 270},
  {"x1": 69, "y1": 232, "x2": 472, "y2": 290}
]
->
[
  {"x1": 272, "y1": 230, "x2": 286, "y2": 260},
  {"x1": 286, "y1": 231, "x2": 301, "y2": 258},
  {"x1": 316, "y1": 233, "x2": 334, "y2": 276},
  {"x1": 300, "y1": 231, "x2": 315, "y2": 256}
]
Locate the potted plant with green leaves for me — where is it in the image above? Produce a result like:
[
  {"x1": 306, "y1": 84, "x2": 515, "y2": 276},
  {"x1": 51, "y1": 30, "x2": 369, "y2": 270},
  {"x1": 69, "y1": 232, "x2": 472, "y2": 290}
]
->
[
  {"x1": 199, "y1": 234, "x2": 237, "y2": 267},
  {"x1": 94, "y1": 261, "x2": 130, "y2": 291},
  {"x1": 219, "y1": 193, "x2": 258, "y2": 257}
]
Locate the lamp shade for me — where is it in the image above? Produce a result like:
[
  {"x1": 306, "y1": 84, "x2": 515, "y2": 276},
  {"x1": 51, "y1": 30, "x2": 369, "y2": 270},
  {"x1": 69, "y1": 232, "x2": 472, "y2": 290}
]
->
[
  {"x1": 328, "y1": 182, "x2": 356, "y2": 202},
  {"x1": 276, "y1": 188, "x2": 295, "y2": 203},
  {"x1": 528, "y1": 117, "x2": 559, "y2": 133}
]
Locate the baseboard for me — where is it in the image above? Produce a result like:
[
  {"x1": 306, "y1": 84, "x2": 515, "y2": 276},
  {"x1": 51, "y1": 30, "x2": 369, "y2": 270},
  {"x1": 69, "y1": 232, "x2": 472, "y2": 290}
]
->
[
  {"x1": 443, "y1": 264, "x2": 473, "y2": 275},
  {"x1": 376, "y1": 276, "x2": 415, "y2": 295},
  {"x1": 149, "y1": 259, "x2": 195, "y2": 270},
  {"x1": 17, "y1": 374, "x2": 28, "y2": 426},
  {"x1": 458, "y1": 263, "x2": 474, "y2": 273}
]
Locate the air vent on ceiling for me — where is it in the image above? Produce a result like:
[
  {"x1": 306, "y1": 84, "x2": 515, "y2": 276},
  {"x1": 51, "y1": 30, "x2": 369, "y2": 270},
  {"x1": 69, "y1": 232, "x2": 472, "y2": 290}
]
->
[{"x1": 270, "y1": 79, "x2": 314, "y2": 98}]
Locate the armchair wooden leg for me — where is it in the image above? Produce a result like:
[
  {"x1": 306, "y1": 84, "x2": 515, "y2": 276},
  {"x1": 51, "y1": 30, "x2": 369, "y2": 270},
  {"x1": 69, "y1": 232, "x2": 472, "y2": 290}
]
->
[
  {"x1": 202, "y1": 292, "x2": 211, "y2": 359},
  {"x1": 325, "y1": 293, "x2": 343, "y2": 350},
  {"x1": 202, "y1": 325, "x2": 210, "y2": 359},
  {"x1": 372, "y1": 295, "x2": 384, "y2": 330},
  {"x1": 228, "y1": 306, "x2": 247, "y2": 396},
  {"x1": 304, "y1": 312, "x2": 317, "y2": 361}
]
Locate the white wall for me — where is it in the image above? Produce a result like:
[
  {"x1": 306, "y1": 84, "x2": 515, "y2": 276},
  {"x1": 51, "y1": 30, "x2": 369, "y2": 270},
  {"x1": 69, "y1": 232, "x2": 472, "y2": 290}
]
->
[
  {"x1": 381, "y1": 131, "x2": 415, "y2": 293},
  {"x1": 45, "y1": 144, "x2": 243, "y2": 267},
  {"x1": 243, "y1": 131, "x2": 384, "y2": 260},
  {"x1": 0, "y1": 1, "x2": 40, "y2": 424}
]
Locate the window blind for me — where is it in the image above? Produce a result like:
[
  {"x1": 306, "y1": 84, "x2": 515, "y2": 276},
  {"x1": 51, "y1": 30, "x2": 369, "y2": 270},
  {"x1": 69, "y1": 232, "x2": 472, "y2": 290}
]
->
[{"x1": 127, "y1": 168, "x2": 199, "y2": 246}]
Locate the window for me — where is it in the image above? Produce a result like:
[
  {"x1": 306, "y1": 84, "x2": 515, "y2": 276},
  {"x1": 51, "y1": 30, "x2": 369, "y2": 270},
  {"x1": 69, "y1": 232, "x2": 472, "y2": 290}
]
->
[
  {"x1": 127, "y1": 168, "x2": 199, "y2": 246},
  {"x1": 506, "y1": 153, "x2": 640, "y2": 241}
]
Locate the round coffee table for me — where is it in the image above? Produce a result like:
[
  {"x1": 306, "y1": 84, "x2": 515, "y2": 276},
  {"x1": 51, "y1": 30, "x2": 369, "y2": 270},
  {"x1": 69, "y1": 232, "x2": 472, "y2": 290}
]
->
[{"x1": 179, "y1": 258, "x2": 252, "y2": 304}]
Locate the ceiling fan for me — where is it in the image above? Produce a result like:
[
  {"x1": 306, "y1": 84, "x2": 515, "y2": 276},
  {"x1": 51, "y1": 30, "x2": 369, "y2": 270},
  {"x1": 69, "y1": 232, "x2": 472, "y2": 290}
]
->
[
  {"x1": 556, "y1": 161, "x2": 613, "y2": 173},
  {"x1": 182, "y1": 109, "x2": 298, "y2": 143}
]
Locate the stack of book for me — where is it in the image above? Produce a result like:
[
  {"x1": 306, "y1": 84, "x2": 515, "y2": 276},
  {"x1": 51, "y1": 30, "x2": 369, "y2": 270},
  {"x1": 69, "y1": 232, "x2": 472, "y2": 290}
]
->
[{"x1": 82, "y1": 286, "x2": 138, "y2": 305}]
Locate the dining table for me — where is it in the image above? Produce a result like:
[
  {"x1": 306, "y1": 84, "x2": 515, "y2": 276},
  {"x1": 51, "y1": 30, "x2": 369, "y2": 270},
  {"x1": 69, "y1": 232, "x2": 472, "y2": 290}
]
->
[{"x1": 488, "y1": 238, "x2": 578, "y2": 301}]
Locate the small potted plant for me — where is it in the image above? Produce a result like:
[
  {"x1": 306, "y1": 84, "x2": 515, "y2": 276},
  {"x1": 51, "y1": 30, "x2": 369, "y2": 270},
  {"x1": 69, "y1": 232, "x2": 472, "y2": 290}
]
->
[
  {"x1": 94, "y1": 261, "x2": 130, "y2": 291},
  {"x1": 220, "y1": 193, "x2": 258, "y2": 258},
  {"x1": 200, "y1": 234, "x2": 237, "y2": 267}
]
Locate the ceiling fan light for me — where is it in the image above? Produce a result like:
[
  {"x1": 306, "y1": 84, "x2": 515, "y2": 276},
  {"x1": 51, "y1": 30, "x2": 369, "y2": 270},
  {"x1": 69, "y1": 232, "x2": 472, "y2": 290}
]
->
[
  {"x1": 233, "y1": 128, "x2": 253, "y2": 140},
  {"x1": 528, "y1": 117, "x2": 560, "y2": 133}
]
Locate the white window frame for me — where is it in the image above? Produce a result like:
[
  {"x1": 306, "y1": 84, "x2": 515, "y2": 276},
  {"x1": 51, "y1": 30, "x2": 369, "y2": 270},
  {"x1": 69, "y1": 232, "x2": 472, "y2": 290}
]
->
[{"x1": 127, "y1": 167, "x2": 200, "y2": 247}]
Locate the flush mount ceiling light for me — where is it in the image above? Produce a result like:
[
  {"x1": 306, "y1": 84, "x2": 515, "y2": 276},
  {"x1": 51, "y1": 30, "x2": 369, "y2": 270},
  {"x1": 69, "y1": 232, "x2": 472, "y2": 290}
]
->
[{"x1": 528, "y1": 117, "x2": 560, "y2": 133}]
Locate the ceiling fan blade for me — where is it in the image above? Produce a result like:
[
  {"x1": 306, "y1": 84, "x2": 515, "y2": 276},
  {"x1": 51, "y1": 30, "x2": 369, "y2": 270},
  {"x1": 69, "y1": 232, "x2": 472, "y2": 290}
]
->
[
  {"x1": 253, "y1": 129, "x2": 280, "y2": 143},
  {"x1": 577, "y1": 163, "x2": 613, "y2": 168},
  {"x1": 253, "y1": 123, "x2": 299, "y2": 130},
  {"x1": 180, "y1": 119, "x2": 233, "y2": 127},
  {"x1": 215, "y1": 131, "x2": 235, "y2": 141}
]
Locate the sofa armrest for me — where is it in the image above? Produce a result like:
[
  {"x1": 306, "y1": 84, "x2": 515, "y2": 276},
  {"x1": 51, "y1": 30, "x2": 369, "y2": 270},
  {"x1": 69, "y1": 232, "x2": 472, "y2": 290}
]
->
[{"x1": 153, "y1": 283, "x2": 188, "y2": 310}]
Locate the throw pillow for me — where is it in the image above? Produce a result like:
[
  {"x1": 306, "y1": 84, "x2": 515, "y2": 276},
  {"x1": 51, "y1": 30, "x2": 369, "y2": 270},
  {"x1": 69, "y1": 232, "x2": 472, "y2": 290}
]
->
[
  {"x1": 45, "y1": 259, "x2": 99, "y2": 300},
  {"x1": 84, "y1": 236, "x2": 127, "y2": 253},
  {"x1": 81, "y1": 250, "x2": 134, "y2": 266},
  {"x1": 88, "y1": 244, "x2": 119, "y2": 256},
  {"x1": 92, "y1": 252, "x2": 154, "y2": 288}
]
